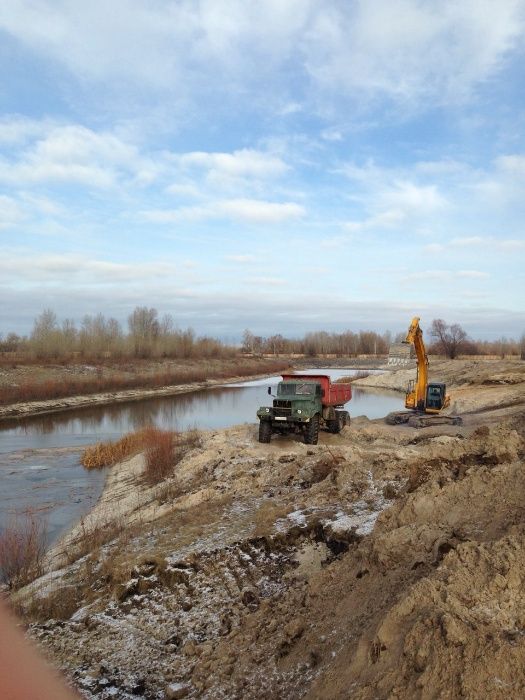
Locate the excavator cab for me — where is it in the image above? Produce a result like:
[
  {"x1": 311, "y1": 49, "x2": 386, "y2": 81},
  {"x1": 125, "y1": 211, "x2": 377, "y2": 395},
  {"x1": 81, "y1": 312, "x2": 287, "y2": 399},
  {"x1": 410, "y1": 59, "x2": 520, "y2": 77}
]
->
[{"x1": 425, "y1": 382, "x2": 447, "y2": 411}]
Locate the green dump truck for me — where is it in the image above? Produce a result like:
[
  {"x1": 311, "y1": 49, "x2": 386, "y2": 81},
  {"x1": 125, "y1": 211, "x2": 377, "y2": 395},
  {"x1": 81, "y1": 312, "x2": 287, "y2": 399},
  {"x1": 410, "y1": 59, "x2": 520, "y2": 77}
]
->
[{"x1": 257, "y1": 374, "x2": 352, "y2": 445}]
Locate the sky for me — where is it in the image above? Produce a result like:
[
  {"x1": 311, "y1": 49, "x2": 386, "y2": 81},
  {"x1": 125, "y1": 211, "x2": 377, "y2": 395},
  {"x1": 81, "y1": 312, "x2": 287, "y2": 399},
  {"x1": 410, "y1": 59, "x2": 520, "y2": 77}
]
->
[{"x1": 1, "y1": 0, "x2": 525, "y2": 341}]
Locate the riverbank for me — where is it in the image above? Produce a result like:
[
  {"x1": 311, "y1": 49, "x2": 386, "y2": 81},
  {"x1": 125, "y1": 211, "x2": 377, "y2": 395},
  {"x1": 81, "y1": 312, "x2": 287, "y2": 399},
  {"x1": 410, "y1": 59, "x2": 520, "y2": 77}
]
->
[
  {"x1": 0, "y1": 356, "x2": 391, "y2": 422},
  {"x1": 0, "y1": 360, "x2": 291, "y2": 422},
  {"x1": 10, "y1": 358, "x2": 525, "y2": 699}
]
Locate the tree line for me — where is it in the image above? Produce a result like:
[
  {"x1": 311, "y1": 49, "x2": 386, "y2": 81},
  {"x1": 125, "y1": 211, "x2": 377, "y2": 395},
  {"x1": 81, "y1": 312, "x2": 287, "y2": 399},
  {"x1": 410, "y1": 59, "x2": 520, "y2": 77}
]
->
[
  {"x1": 1, "y1": 310, "x2": 524, "y2": 361},
  {"x1": 0, "y1": 308, "x2": 236, "y2": 361},
  {"x1": 243, "y1": 321, "x2": 525, "y2": 359}
]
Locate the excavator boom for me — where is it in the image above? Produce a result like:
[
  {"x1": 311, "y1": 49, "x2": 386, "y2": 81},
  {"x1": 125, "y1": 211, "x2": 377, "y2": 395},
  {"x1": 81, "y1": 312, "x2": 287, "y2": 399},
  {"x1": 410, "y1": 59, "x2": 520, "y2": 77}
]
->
[{"x1": 404, "y1": 316, "x2": 428, "y2": 411}]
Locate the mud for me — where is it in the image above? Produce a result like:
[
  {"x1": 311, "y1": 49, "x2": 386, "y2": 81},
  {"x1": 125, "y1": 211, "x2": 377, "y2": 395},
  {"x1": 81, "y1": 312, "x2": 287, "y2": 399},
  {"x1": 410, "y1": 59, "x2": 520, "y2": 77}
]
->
[{"x1": 12, "y1": 359, "x2": 525, "y2": 699}]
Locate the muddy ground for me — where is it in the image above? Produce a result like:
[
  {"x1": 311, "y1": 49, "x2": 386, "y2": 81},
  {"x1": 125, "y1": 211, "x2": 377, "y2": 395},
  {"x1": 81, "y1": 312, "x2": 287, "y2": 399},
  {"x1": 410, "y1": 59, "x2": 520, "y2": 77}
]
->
[{"x1": 12, "y1": 359, "x2": 525, "y2": 699}]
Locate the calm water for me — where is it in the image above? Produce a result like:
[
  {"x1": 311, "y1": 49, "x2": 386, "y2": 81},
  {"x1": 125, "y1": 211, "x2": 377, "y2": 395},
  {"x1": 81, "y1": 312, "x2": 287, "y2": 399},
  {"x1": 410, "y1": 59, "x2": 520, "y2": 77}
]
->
[{"x1": 0, "y1": 369, "x2": 402, "y2": 542}]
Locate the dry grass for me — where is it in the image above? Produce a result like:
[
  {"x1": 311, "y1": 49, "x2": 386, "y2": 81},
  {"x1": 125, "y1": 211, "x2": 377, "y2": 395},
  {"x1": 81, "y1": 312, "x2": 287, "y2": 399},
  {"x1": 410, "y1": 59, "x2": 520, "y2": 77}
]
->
[
  {"x1": 0, "y1": 512, "x2": 47, "y2": 590},
  {"x1": 19, "y1": 584, "x2": 81, "y2": 623},
  {"x1": 0, "y1": 358, "x2": 289, "y2": 405},
  {"x1": 143, "y1": 428, "x2": 176, "y2": 484},
  {"x1": 81, "y1": 425, "x2": 202, "y2": 475},
  {"x1": 81, "y1": 427, "x2": 157, "y2": 469}
]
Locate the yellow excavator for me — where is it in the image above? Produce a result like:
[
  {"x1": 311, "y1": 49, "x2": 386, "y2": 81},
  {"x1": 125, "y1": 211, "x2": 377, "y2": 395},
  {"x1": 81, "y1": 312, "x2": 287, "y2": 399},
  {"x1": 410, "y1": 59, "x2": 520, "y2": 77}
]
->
[{"x1": 386, "y1": 316, "x2": 462, "y2": 428}]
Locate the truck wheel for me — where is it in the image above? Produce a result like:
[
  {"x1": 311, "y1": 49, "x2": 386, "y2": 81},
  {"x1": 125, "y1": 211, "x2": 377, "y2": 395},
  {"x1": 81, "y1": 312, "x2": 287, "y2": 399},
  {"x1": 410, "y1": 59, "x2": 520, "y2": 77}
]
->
[
  {"x1": 327, "y1": 418, "x2": 340, "y2": 434},
  {"x1": 304, "y1": 415, "x2": 319, "y2": 445},
  {"x1": 258, "y1": 421, "x2": 272, "y2": 443}
]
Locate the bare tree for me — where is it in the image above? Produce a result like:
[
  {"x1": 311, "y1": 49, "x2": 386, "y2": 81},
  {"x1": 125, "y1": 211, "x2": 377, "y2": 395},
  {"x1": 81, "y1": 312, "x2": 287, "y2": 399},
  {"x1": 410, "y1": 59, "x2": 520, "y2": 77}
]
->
[
  {"x1": 30, "y1": 309, "x2": 60, "y2": 358},
  {"x1": 128, "y1": 306, "x2": 159, "y2": 358},
  {"x1": 430, "y1": 319, "x2": 468, "y2": 359},
  {"x1": 242, "y1": 329, "x2": 255, "y2": 354},
  {"x1": 520, "y1": 333, "x2": 525, "y2": 361}
]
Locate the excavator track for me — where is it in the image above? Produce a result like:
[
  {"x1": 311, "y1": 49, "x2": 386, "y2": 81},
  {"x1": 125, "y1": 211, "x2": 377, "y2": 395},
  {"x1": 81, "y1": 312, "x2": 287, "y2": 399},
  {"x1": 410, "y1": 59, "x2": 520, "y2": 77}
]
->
[{"x1": 385, "y1": 411, "x2": 462, "y2": 428}]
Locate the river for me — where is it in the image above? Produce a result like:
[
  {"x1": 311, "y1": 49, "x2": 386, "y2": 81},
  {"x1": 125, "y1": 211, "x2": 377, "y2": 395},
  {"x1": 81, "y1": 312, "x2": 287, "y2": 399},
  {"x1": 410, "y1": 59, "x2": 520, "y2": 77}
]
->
[{"x1": 0, "y1": 369, "x2": 403, "y2": 543}]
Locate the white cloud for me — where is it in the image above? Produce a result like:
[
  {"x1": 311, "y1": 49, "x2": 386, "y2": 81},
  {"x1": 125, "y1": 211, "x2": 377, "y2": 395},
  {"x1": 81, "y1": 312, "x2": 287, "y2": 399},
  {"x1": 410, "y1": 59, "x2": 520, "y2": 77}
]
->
[
  {"x1": 340, "y1": 171, "x2": 447, "y2": 234},
  {"x1": 179, "y1": 149, "x2": 289, "y2": 180},
  {"x1": 0, "y1": 195, "x2": 25, "y2": 228},
  {"x1": 321, "y1": 128, "x2": 343, "y2": 141},
  {"x1": 380, "y1": 181, "x2": 446, "y2": 213},
  {"x1": 0, "y1": 124, "x2": 159, "y2": 189},
  {"x1": 0, "y1": 253, "x2": 197, "y2": 284},
  {"x1": 451, "y1": 236, "x2": 525, "y2": 250},
  {"x1": 224, "y1": 254, "x2": 256, "y2": 263},
  {"x1": 402, "y1": 269, "x2": 489, "y2": 283},
  {"x1": 495, "y1": 154, "x2": 525, "y2": 176},
  {"x1": 423, "y1": 243, "x2": 445, "y2": 253},
  {"x1": 0, "y1": 116, "x2": 52, "y2": 145},
  {"x1": 457, "y1": 270, "x2": 490, "y2": 279},
  {"x1": 450, "y1": 236, "x2": 485, "y2": 246},
  {"x1": 143, "y1": 198, "x2": 305, "y2": 225},
  {"x1": 0, "y1": 0, "x2": 522, "y2": 111},
  {"x1": 304, "y1": 0, "x2": 525, "y2": 105},
  {"x1": 245, "y1": 276, "x2": 286, "y2": 286},
  {"x1": 217, "y1": 199, "x2": 304, "y2": 223}
]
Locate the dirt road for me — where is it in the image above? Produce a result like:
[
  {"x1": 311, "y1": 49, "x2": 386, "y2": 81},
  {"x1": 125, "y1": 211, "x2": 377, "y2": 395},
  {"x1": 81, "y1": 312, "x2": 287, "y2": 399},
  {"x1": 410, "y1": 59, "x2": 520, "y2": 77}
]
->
[{"x1": 14, "y1": 359, "x2": 525, "y2": 699}]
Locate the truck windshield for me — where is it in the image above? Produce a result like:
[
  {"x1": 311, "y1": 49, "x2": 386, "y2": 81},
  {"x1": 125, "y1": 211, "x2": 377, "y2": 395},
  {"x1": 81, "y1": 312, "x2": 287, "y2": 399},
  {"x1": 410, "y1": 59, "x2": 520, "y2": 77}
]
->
[
  {"x1": 278, "y1": 383, "x2": 296, "y2": 395},
  {"x1": 277, "y1": 382, "x2": 316, "y2": 396},
  {"x1": 295, "y1": 383, "x2": 315, "y2": 395}
]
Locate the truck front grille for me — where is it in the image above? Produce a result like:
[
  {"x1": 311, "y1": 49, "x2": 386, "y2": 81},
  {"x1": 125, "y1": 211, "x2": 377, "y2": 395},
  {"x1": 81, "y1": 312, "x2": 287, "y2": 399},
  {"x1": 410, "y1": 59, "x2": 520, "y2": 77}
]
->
[{"x1": 273, "y1": 399, "x2": 292, "y2": 416}]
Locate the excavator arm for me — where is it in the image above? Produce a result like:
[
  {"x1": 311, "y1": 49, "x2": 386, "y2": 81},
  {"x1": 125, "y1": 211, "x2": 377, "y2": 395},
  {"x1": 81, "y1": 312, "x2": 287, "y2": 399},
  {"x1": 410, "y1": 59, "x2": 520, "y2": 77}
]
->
[{"x1": 404, "y1": 316, "x2": 428, "y2": 411}]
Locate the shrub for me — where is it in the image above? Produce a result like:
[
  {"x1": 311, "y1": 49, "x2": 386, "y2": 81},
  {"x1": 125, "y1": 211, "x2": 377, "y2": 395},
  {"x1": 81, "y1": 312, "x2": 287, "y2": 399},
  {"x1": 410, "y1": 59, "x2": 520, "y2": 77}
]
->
[
  {"x1": 81, "y1": 427, "x2": 155, "y2": 469},
  {"x1": 81, "y1": 426, "x2": 202, "y2": 485},
  {"x1": 144, "y1": 428, "x2": 176, "y2": 484},
  {"x1": 0, "y1": 513, "x2": 47, "y2": 590}
]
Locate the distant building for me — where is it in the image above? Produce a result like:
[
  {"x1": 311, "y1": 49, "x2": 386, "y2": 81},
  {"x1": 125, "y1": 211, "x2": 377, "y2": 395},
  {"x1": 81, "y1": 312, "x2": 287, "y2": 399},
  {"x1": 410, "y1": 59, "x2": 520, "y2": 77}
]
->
[{"x1": 387, "y1": 343, "x2": 416, "y2": 367}]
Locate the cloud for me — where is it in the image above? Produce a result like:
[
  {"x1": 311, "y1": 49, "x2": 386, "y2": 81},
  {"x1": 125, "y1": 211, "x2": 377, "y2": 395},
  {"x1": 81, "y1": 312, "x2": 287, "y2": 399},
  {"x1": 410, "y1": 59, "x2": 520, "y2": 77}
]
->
[
  {"x1": 402, "y1": 270, "x2": 452, "y2": 282},
  {"x1": 0, "y1": 195, "x2": 25, "y2": 228},
  {"x1": 0, "y1": 253, "x2": 197, "y2": 284},
  {"x1": 304, "y1": 0, "x2": 524, "y2": 106},
  {"x1": 179, "y1": 149, "x2": 289, "y2": 180},
  {"x1": 321, "y1": 128, "x2": 343, "y2": 141},
  {"x1": 379, "y1": 181, "x2": 447, "y2": 214},
  {"x1": 224, "y1": 254, "x2": 256, "y2": 263},
  {"x1": 340, "y1": 166, "x2": 448, "y2": 233},
  {"x1": 3, "y1": 279, "x2": 524, "y2": 339},
  {"x1": 423, "y1": 243, "x2": 445, "y2": 253},
  {"x1": 451, "y1": 236, "x2": 525, "y2": 250},
  {"x1": 143, "y1": 198, "x2": 305, "y2": 225},
  {"x1": 0, "y1": 123, "x2": 159, "y2": 189},
  {"x1": 245, "y1": 276, "x2": 286, "y2": 286},
  {"x1": 0, "y1": 0, "x2": 522, "y2": 112},
  {"x1": 0, "y1": 116, "x2": 52, "y2": 146},
  {"x1": 402, "y1": 269, "x2": 489, "y2": 283},
  {"x1": 457, "y1": 270, "x2": 490, "y2": 279},
  {"x1": 495, "y1": 154, "x2": 525, "y2": 176}
]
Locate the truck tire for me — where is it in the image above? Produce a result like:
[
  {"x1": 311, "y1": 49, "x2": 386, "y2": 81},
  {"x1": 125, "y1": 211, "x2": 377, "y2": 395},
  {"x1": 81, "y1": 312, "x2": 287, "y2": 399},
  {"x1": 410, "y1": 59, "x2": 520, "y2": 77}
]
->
[
  {"x1": 304, "y1": 415, "x2": 319, "y2": 445},
  {"x1": 327, "y1": 418, "x2": 340, "y2": 434},
  {"x1": 258, "y1": 421, "x2": 272, "y2": 443}
]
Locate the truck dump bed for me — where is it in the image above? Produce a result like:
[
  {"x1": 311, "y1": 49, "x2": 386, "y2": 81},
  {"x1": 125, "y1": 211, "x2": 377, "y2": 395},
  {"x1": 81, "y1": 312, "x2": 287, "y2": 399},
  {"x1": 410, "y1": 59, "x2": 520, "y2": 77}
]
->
[{"x1": 281, "y1": 374, "x2": 352, "y2": 407}]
